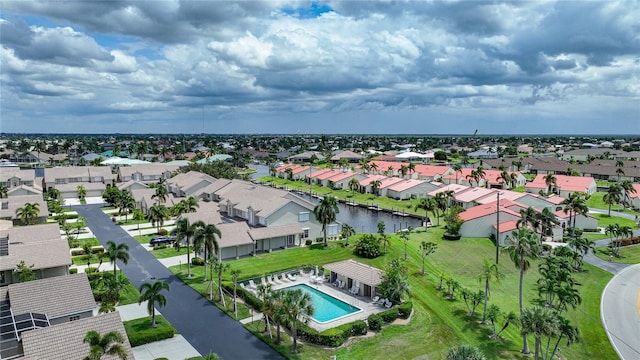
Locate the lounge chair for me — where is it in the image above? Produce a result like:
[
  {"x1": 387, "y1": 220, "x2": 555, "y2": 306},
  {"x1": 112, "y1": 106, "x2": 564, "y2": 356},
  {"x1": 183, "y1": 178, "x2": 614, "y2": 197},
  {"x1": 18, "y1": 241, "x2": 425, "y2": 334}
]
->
[
  {"x1": 288, "y1": 273, "x2": 297, "y2": 281},
  {"x1": 385, "y1": 300, "x2": 393, "y2": 308},
  {"x1": 339, "y1": 281, "x2": 345, "y2": 289},
  {"x1": 378, "y1": 298, "x2": 387, "y2": 306},
  {"x1": 350, "y1": 286, "x2": 359, "y2": 296},
  {"x1": 372, "y1": 296, "x2": 380, "y2": 303},
  {"x1": 248, "y1": 280, "x2": 257, "y2": 289},
  {"x1": 332, "y1": 279, "x2": 339, "y2": 287},
  {"x1": 309, "y1": 275, "x2": 317, "y2": 284}
]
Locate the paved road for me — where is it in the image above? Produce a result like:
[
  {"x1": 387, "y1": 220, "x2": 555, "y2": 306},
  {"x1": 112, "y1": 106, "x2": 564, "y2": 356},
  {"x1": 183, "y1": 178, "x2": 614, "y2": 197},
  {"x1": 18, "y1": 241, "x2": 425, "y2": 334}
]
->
[
  {"x1": 601, "y1": 264, "x2": 640, "y2": 360},
  {"x1": 74, "y1": 204, "x2": 283, "y2": 360}
]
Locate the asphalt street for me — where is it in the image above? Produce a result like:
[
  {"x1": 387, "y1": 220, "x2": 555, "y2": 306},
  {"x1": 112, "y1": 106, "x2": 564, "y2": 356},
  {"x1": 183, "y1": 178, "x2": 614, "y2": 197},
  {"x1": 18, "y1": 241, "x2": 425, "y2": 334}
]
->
[
  {"x1": 600, "y1": 264, "x2": 640, "y2": 360},
  {"x1": 74, "y1": 204, "x2": 283, "y2": 360}
]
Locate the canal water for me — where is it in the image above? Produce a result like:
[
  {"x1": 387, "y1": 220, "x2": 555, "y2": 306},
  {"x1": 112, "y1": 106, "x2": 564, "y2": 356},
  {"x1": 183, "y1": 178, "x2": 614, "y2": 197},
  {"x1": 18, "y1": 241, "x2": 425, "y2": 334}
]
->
[{"x1": 250, "y1": 164, "x2": 423, "y2": 234}]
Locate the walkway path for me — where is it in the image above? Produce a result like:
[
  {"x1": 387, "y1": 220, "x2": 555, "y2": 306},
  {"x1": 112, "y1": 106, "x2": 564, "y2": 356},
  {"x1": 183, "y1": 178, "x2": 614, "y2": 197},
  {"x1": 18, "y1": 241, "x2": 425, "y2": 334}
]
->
[{"x1": 74, "y1": 204, "x2": 283, "y2": 360}]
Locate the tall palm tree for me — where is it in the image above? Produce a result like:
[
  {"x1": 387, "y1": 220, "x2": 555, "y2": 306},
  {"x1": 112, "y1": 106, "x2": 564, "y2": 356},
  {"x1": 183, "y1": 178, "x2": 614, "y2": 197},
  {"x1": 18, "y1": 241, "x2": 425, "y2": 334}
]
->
[
  {"x1": 182, "y1": 196, "x2": 199, "y2": 213},
  {"x1": 230, "y1": 269, "x2": 241, "y2": 316},
  {"x1": 151, "y1": 183, "x2": 168, "y2": 205},
  {"x1": 171, "y1": 218, "x2": 204, "y2": 278},
  {"x1": 194, "y1": 223, "x2": 222, "y2": 280},
  {"x1": 561, "y1": 192, "x2": 589, "y2": 235},
  {"x1": 138, "y1": 280, "x2": 169, "y2": 327},
  {"x1": 475, "y1": 166, "x2": 486, "y2": 187},
  {"x1": 370, "y1": 179, "x2": 382, "y2": 195},
  {"x1": 414, "y1": 197, "x2": 435, "y2": 231},
  {"x1": 369, "y1": 161, "x2": 379, "y2": 174},
  {"x1": 281, "y1": 288, "x2": 314, "y2": 354},
  {"x1": 83, "y1": 330, "x2": 128, "y2": 360},
  {"x1": 116, "y1": 191, "x2": 135, "y2": 221},
  {"x1": 16, "y1": 202, "x2": 40, "y2": 225},
  {"x1": 479, "y1": 259, "x2": 503, "y2": 323},
  {"x1": 603, "y1": 183, "x2": 623, "y2": 216},
  {"x1": 104, "y1": 241, "x2": 129, "y2": 278},
  {"x1": 313, "y1": 195, "x2": 339, "y2": 247},
  {"x1": 146, "y1": 205, "x2": 169, "y2": 232},
  {"x1": 620, "y1": 179, "x2": 637, "y2": 207},
  {"x1": 399, "y1": 164, "x2": 409, "y2": 178},
  {"x1": 340, "y1": 223, "x2": 355, "y2": 246},
  {"x1": 502, "y1": 227, "x2": 540, "y2": 354},
  {"x1": 536, "y1": 208, "x2": 559, "y2": 245},
  {"x1": 399, "y1": 226, "x2": 413, "y2": 260},
  {"x1": 543, "y1": 174, "x2": 557, "y2": 195},
  {"x1": 520, "y1": 306, "x2": 559, "y2": 360},
  {"x1": 452, "y1": 163, "x2": 463, "y2": 184},
  {"x1": 408, "y1": 162, "x2": 416, "y2": 177},
  {"x1": 348, "y1": 177, "x2": 360, "y2": 196}
]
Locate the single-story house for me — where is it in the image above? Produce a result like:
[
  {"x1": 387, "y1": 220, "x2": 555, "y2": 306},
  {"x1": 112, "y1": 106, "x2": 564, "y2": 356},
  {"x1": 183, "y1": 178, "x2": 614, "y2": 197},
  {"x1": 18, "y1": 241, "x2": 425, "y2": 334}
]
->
[
  {"x1": 386, "y1": 179, "x2": 440, "y2": 200},
  {"x1": 324, "y1": 259, "x2": 383, "y2": 299},
  {"x1": 331, "y1": 150, "x2": 364, "y2": 163},
  {"x1": 117, "y1": 163, "x2": 179, "y2": 183},
  {"x1": 459, "y1": 200, "x2": 529, "y2": 244},
  {"x1": 0, "y1": 194, "x2": 49, "y2": 225},
  {"x1": 525, "y1": 174, "x2": 597, "y2": 197}
]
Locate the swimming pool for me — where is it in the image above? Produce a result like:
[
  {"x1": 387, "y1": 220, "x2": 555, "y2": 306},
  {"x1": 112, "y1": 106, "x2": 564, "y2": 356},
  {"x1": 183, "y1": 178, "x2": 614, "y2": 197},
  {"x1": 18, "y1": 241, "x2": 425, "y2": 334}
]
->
[{"x1": 283, "y1": 284, "x2": 361, "y2": 323}]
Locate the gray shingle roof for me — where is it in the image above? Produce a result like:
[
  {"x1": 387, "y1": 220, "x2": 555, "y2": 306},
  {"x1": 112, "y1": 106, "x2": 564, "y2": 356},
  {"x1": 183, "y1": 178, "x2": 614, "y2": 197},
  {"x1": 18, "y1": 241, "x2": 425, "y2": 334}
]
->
[
  {"x1": 217, "y1": 222, "x2": 253, "y2": 247},
  {"x1": 8, "y1": 273, "x2": 96, "y2": 319},
  {"x1": 248, "y1": 223, "x2": 303, "y2": 241},
  {"x1": 21, "y1": 311, "x2": 134, "y2": 360},
  {"x1": 323, "y1": 259, "x2": 383, "y2": 286},
  {"x1": 0, "y1": 223, "x2": 71, "y2": 272}
]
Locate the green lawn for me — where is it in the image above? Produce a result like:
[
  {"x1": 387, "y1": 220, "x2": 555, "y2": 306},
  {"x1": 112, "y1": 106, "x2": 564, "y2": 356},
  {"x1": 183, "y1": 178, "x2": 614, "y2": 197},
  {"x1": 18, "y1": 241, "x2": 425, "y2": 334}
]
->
[
  {"x1": 119, "y1": 277, "x2": 142, "y2": 305},
  {"x1": 151, "y1": 245, "x2": 188, "y2": 259},
  {"x1": 134, "y1": 234, "x2": 154, "y2": 244},
  {"x1": 595, "y1": 244, "x2": 640, "y2": 264},
  {"x1": 116, "y1": 219, "x2": 149, "y2": 226},
  {"x1": 71, "y1": 256, "x2": 103, "y2": 266},
  {"x1": 594, "y1": 213, "x2": 637, "y2": 228},
  {"x1": 587, "y1": 192, "x2": 640, "y2": 216},
  {"x1": 123, "y1": 315, "x2": 177, "y2": 346},
  {"x1": 170, "y1": 228, "x2": 615, "y2": 359}
]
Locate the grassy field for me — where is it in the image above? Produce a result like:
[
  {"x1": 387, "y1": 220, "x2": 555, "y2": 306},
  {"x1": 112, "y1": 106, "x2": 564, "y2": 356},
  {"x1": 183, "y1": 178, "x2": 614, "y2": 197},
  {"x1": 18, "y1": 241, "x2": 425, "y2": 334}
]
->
[
  {"x1": 593, "y1": 213, "x2": 637, "y2": 228},
  {"x1": 595, "y1": 244, "x2": 640, "y2": 264},
  {"x1": 170, "y1": 227, "x2": 615, "y2": 359},
  {"x1": 587, "y1": 192, "x2": 640, "y2": 216},
  {"x1": 119, "y1": 278, "x2": 142, "y2": 305},
  {"x1": 151, "y1": 245, "x2": 188, "y2": 259}
]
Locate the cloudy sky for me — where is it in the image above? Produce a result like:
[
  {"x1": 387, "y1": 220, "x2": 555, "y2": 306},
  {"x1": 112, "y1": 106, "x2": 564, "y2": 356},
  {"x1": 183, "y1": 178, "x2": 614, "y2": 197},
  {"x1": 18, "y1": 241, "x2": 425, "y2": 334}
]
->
[{"x1": 1, "y1": 1, "x2": 638, "y2": 134}]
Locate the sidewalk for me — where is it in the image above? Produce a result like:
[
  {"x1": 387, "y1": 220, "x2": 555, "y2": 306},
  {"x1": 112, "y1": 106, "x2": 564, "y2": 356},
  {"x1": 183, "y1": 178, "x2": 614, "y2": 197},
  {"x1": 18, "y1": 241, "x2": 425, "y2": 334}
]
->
[{"x1": 158, "y1": 254, "x2": 190, "y2": 268}]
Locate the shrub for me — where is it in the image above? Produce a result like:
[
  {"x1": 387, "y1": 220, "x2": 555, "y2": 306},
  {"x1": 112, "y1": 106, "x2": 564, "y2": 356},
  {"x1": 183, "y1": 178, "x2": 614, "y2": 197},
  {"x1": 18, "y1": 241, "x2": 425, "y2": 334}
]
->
[
  {"x1": 71, "y1": 249, "x2": 84, "y2": 256},
  {"x1": 126, "y1": 324, "x2": 175, "y2": 347},
  {"x1": 69, "y1": 268, "x2": 78, "y2": 274},
  {"x1": 223, "y1": 282, "x2": 263, "y2": 310},
  {"x1": 154, "y1": 358, "x2": 169, "y2": 360},
  {"x1": 85, "y1": 267, "x2": 99, "y2": 273},
  {"x1": 351, "y1": 320, "x2": 368, "y2": 335},
  {"x1": 91, "y1": 246, "x2": 104, "y2": 254},
  {"x1": 157, "y1": 228, "x2": 168, "y2": 236},
  {"x1": 68, "y1": 240, "x2": 80, "y2": 248},
  {"x1": 379, "y1": 307, "x2": 400, "y2": 323},
  {"x1": 305, "y1": 239, "x2": 313, "y2": 246},
  {"x1": 191, "y1": 257, "x2": 205, "y2": 266},
  {"x1": 397, "y1": 302, "x2": 413, "y2": 319},
  {"x1": 354, "y1": 234, "x2": 381, "y2": 258},
  {"x1": 315, "y1": 237, "x2": 324, "y2": 243},
  {"x1": 542, "y1": 244, "x2": 552, "y2": 253},
  {"x1": 368, "y1": 314, "x2": 383, "y2": 331},
  {"x1": 86, "y1": 271, "x2": 102, "y2": 282}
]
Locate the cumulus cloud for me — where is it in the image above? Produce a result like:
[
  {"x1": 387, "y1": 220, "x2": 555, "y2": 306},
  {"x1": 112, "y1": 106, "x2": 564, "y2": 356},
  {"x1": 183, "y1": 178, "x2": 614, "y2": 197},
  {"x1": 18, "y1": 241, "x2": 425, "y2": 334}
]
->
[{"x1": 0, "y1": 0, "x2": 638, "y2": 134}]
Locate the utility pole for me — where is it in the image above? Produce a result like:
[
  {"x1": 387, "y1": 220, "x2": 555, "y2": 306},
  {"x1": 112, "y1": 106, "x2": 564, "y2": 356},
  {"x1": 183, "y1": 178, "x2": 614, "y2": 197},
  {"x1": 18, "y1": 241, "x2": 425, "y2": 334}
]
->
[{"x1": 495, "y1": 192, "x2": 500, "y2": 264}]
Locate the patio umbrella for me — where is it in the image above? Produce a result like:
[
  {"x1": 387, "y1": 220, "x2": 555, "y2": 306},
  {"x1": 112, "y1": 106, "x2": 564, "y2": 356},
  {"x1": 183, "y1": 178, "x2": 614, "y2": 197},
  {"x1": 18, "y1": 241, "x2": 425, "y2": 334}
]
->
[{"x1": 315, "y1": 265, "x2": 319, "y2": 277}]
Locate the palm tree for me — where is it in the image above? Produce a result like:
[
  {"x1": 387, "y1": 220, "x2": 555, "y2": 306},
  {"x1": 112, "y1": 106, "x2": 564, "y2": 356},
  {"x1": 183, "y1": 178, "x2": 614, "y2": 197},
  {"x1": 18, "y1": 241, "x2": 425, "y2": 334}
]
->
[
  {"x1": 414, "y1": 197, "x2": 435, "y2": 230},
  {"x1": 193, "y1": 223, "x2": 222, "y2": 280},
  {"x1": 536, "y1": 208, "x2": 559, "y2": 246},
  {"x1": 116, "y1": 191, "x2": 135, "y2": 221},
  {"x1": 603, "y1": 183, "x2": 623, "y2": 216},
  {"x1": 151, "y1": 182, "x2": 168, "y2": 205},
  {"x1": 138, "y1": 280, "x2": 169, "y2": 327},
  {"x1": 475, "y1": 166, "x2": 486, "y2": 187},
  {"x1": 408, "y1": 162, "x2": 416, "y2": 177},
  {"x1": 146, "y1": 205, "x2": 169, "y2": 233},
  {"x1": 620, "y1": 179, "x2": 637, "y2": 207},
  {"x1": 285, "y1": 167, "x2": 294, "y2": 180},
  {"x1": 399, "y1": 164, "x2": 409, "y2": 178},
  {"x1": 83, "y1": 330, "x2": 128, "y2": 360},
  {"x1": 446, "y1": 345, "x2": 486, "y2": 360},
  {"x1": 452, "y1": 163, "x2": 463, "y2": 184},
  {"x1": 496, "y1": 311, "x2": 519, "y2": 339},
  {"x1": 281, "y1": 288, "x2": 314, "y2": 354},
  {"x1": 77, "y1": 184, "x2": 87, "y2": 199},
  {"x1": 313, "y1": 195, "x2": 339, "y2": 247},
  {"x1": 466, "y1": 170, "x2": 477, "y2": 187},
  {"x1": 340, "y1": 223, "x2": 355, "y2": 247},
  {"x1": 171, "y1": 218, "x2": 204, "y2": 278},
  {"x1": 561, "y1": 192, "x2": 589, "y2": 235},
  {"x1": 520, "y1": 306, "x2": 559, "y2": 360},
  {"x1": 502, "y1": 227, "x2": 540, "y2": 354},
  {"x1": 399, "y1": 226, "x2": 413, "y2": 260},
  {"x1": 419, "y1": 241, "x2": 437, "y2": 275},
  {"x1": 230, "y1": 269, "x2": 241, "y2": 316},
  {"x1": 370, "y1": 179, "x2": 382, "y2": 195},
  {"x1": 104, "y1": 241, "x2": 129, "y2": 278},
  {"x1": 16, "y1": 202, "x2": 40, "y2": 225},
  {"x1": 348, "y1": 177, "x2": 360, "y2": 196},
  {"x1": 479, "y1": 259, "x2": 503, "y2": 323},
  {"x1": 213, "y1": 260, "x2": 229, "y2": 302},
  {"x1": 369, "y1": 161, "x2": 378, "y2": 174},
  {"x1": 183, "y1": 196, "x2": 199, "y2": 213},
  {"x1": 543, "y1": 174, "x2": 557, "y2": 195},
  {"x1": 379, "y1": 258, "x2": 411, "y2": 304}
]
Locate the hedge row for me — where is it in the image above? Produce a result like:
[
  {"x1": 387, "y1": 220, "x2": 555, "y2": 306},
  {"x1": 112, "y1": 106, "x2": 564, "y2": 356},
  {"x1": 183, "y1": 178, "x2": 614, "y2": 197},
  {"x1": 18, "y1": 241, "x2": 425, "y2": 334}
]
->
[
  {"x1": 127, "y1": 322, "x2": 176, "y2": 347},
  {"x1": 297, "y1": 319, "x2": 367, "y2": 347},
  {"x1": 613, "y1": 236, "x2": 640, "y2": 247},
  {"x1": 367, "y1": 302, "x2": 412, "y2": 331},
  {"x1": 70, "y1": 246, "x2": 104, "y2": 256}
]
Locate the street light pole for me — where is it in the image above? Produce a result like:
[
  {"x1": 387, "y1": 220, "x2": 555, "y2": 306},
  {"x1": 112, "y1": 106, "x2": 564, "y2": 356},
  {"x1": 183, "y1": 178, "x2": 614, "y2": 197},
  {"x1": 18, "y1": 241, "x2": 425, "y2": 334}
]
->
[{"x1": 495, "y1": 192, "x2": 500, "y2": 265}]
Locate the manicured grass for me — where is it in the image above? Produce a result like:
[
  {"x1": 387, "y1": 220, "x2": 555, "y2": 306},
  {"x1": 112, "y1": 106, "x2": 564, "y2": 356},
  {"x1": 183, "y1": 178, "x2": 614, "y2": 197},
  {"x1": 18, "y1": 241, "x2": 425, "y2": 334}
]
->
[
  {"x1": 151, "y1": 246, "x2": 188, "y2": 259},
  {"x1": 119, "y1": 278, "x2": 142, "y2": 306},
  {"x1": 71, "y1": 256, "x2": 103, "y2": 266},
  {"x1": 594, "y1": 213, "x2": 637, "y2": 228},
  {"x1": 123, "y1": 315, "x2": 177, "y2": 346},
  {"x1": 116, "y1": 219, "x2": 149, "y2": 226},
  {"x1": 587, "y1": 192, "x2": 640, "y2": 216},
  {"x1": 134, "y1": 234, "x2": 154, "y2": 244},
  {"x1": 171, "y1": 229, "x2": 615, "y2": 359},
  {"x1": 595, "y1": 244, "x2": 640, "y2": 264}
]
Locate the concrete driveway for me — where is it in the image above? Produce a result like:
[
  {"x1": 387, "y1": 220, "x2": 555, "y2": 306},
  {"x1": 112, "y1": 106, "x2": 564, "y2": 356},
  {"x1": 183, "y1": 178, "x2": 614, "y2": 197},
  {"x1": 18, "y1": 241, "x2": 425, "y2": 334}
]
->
[{"x1": 601, "y1": 264, "x2": 640, "y2": 360}]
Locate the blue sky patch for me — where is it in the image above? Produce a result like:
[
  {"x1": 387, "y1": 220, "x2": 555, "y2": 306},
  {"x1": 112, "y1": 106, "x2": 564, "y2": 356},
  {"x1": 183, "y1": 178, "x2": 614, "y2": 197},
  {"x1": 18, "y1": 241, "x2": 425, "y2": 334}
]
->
[{"x1": 282, "y1": 2, "x2": 333, "y2": 19}]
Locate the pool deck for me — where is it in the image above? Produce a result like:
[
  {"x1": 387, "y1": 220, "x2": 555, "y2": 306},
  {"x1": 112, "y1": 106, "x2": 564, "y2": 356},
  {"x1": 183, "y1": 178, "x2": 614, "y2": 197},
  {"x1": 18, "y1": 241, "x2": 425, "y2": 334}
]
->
[{"x1": 266, "y1": 273, "x2": 385, "y2": 332}]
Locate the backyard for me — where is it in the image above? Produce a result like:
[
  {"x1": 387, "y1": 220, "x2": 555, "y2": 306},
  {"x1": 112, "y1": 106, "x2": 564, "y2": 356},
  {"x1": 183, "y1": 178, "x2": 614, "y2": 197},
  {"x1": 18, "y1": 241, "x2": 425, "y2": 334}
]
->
[{"x1": 169, "y1": 226, "x2": 615, "y2": 359}]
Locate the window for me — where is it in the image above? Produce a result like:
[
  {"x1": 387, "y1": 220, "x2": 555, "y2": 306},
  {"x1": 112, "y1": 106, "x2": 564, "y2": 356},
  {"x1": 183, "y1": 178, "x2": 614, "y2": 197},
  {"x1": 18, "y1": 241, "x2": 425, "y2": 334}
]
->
[
  {"x1": 298, "y1": 212, "x2": 310, "y2": 222},
  {"x1": 302, "y1": 228, "x2": 309, "y2": 239},
  {"x1": 327, "y1": 224, "x2": 339, "y2": 236},
  {"x1": 69, "y1": 315, "x2": 80, "y2": 322}
]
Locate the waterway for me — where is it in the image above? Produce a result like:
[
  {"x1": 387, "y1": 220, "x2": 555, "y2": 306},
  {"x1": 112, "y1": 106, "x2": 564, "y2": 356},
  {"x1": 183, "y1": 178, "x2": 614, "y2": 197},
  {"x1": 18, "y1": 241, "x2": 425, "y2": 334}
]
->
[{"x1": 249, "y1": 164, "x2": 423, "y2": 234}]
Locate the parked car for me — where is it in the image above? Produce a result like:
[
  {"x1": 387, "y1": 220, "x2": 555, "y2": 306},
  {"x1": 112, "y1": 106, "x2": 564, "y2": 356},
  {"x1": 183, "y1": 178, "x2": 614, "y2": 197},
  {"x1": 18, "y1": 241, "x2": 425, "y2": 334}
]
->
[{"x1": 150, "y1": 236, "x2": 176, "y2": 246}]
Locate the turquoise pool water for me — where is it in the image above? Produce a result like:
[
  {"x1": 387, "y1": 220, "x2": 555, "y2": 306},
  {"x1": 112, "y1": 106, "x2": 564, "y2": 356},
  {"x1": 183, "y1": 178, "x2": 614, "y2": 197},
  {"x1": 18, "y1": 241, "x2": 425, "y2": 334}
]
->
[{"x1": 283, "y1": 284, "x2": 360, "y2": 323}]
